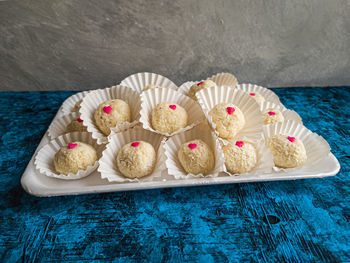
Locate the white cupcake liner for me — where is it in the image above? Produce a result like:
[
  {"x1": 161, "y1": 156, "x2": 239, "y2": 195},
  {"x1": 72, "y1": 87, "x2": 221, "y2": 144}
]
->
[
  {"x1": 34, "y1": 132, "x2": 105, "y2": 180},
  {"x1": 79, "y1": 85, "x2": 141, "y2": 144},
  {"x1": 260, "y1": 101, "x2": 302, "y2": 125},
  {"x1": 60, "y1": 91, "x2": 89, "y2": 116},
  {"x1": 219, "y1": 136, "x2": 274, "y2": 176},
  {"x1": 140, "y1": 87, "x2": 205, "y2": 136},
  {"x1": 236, "y1": 83, "x2": 284, "y2": 107},
  {"x1": 196, "y1": 86, "x2": 264, "y2": 141},
  {"x1": 47, "y1": 112, "x2": 82, "y2": 139},
  {"x1": 263, "y1": 120, "x2": 331, "y2": 171},
  {"x1": 177, "y1": 81, "x2": 197, "y2": 95},
  {"x1": 120, "y1": 72, "x2": 178, "y2": 93},
  {"x1": 209, "y1": 72, "x2": 238, "y2": 87},
  {"x1": 98, "y1": 126, "x2": 166, "y2": 183},
  {"x1": 164, "y1": 123, "x2": 226, "y2": 179}
]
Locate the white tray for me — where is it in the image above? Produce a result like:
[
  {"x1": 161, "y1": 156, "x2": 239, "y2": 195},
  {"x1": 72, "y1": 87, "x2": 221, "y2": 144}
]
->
[{"x1": 21, "y1": 92, "x2": 341, "y2": 197}]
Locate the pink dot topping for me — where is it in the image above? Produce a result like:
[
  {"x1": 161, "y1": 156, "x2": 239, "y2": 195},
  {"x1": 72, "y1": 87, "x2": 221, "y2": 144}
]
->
[
  {"x1": 287, "y1": 136, "x2": 296, "y2": 143},
  {"x1": 77, "y1": 118, "x2": 83, "y2": 122},
  {"x1": 197, "y1": 81, "x2": 204, "y2": 86},
  {"x1": 188, "y1": 143, "x2": 197, "y2": 150},
  {"x1": 235, "y1": 141, "x2": 244, "y2": 147},
  {"x1": 169, "y1": 104, "x2": 177, "y2": 110},
  {"x1": 268, "y1": 111, "x2": 276, "y2": 116},
  {"x1": 103, "y1": 106, "x2": 112, "y2": 114},
  {"x1": 250, "y1": 93, "x2": 256, "y2": 96},
  {"x1": 68, "y1": 143, "x2": 78, "y2": 149},
  {"x1": 131, "y1": 142, "x2": 140, "y2": 147},
  {"x1": 226, "y1": 107, "x2": 235, "y2": 115}
]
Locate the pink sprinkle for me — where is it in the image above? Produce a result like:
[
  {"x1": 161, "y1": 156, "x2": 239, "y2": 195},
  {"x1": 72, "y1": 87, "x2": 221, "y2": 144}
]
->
[
  {"x1": 197, "y1": 81, "x2": 204, "y2": 86},
  {"x1": 250, "y1": 93, "x2": 256, "y2": 96},
  {"x1": 226, "y1": 107, "x2": 235, "y2": 115},
  {"x1": 169, "y1": 104, "x2": 177, "y2": 110},
  {"x1": 188, "y1": 143, "x2": 197, "y2": 149},
  {"x1": 268, "y1": 111, "x2": 276, "y2": 116},
  {"x1": 103, "y1": 106, "x2": 112, "y2": 114},
  {"x1": 131, "y1": 142, "x2": 140, "y2": 147},
  {"x1": 287, "y1": 136, "x2": 296, "y2": 143},
  {"x1": 77, "y1": 118, "x2": 83, "y2": 122},
  {"x1": 235, "y1": 141, "x2": 244, "y2": 147},
  {"x1": 68, "y1": 143, "x2": 78, "y2": 149}
]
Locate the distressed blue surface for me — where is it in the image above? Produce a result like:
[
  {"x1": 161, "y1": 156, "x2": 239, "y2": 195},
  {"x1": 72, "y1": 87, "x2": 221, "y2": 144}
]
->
[{"x1": 0, "y1": 87, "x2": 349, "y2": 262}]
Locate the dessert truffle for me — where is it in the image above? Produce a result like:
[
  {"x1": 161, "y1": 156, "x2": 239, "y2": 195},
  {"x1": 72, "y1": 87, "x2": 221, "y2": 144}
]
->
[
  {"x1": 262, "y1": 109, "x2": 284, "y2": 125},
  {"x1": 223, "y1": 141, "x2": 257, "y2": 174},
  {"x1": 66, "y1": 118, "x2": 87, "y2": 132},
  {"x1": 188, "y1": 80, "x2": 216, "y2": 100},
  {"x1": 248, "y1": 92, "x2": 265, "y2": 103},
  {"x1": 209, "y1": 102, "x2": 245, "y2": 140},
  {"x1": 94, "y1": 99, "x2": 131, "y2": 135},
  {"x1": 54, "y1": 142, "x2": 97, "y2": 175},
  {"x1": 151, "y1": 102, "x2": 188, "y2": 134},
  {"x1": 143, "y1": 84, "x2": 161, "y2": 91},
  {"x1": 116, "y1": 141, "x2": 156, "y2": 179},
  {"x1": 178, "y1": 139, "x2": 215, "y2": 175},
  {"x1": 267, "y1": 134, "x2": 307, "y2": 168}
]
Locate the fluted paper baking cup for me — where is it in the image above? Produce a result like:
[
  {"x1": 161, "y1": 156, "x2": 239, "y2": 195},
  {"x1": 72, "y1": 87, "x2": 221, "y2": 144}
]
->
[
  {"x1": 120, "y1": 72, "x2": 178, "y2": 93},
  {"x1": 219, "y1": 136, "x2": 274, "y2": 176},
  {"x1": 79, "y1": 85, "x2": 141, "y2": 144},
  {"x1": 236, "y1": 83, "x2": 283, "y2": 107},
  {"x1": 209, "y1": 72, "x2": 238, "y2": 87},
  {"x1": 164, "y1": 123, "x2": 226, "y2": 179},
  {"x1": 196, "y1": 86, "x2": 263, "y2": 141},
  {"x1": 34, "y1": 132, "x2": 105, "y2": 180},
  {"x1": 48, "y1": 112, "x2": 83, "y2": 139},
  {"x1": 60, "y1": 91, "x2": 89, "y2": 116},
  {"x1": 177, "y1": 81, "x2": 197, "y2": 95},
  {"x1": 98, "y1": 126, "x2": 166, "y2": 183},
  {"x1": 259, "y1": 101, "x2": 302, "y2": 125},
  {"x1": 263, "y1": 120, "x2": 331, "y2": 170},
  {"x1": 140, "y1": 87, "x2": 205, "y2": 136}
]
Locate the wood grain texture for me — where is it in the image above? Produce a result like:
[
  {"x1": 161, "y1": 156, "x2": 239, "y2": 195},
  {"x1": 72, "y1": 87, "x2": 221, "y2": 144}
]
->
[{"x1": 0, "y1": 87, "x2": 349, "y2": 262}]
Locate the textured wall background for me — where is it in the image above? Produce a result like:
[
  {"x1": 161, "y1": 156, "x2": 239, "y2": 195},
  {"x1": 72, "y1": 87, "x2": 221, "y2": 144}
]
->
[{"x1": 1, "y1": 0, "x2": 350, "y2": 91}]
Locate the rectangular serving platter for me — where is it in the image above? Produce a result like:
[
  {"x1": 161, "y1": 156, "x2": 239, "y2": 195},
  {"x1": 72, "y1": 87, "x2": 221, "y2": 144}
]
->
[{"x1": 21, "y1": 93, "x2": 341, "y2": 197}]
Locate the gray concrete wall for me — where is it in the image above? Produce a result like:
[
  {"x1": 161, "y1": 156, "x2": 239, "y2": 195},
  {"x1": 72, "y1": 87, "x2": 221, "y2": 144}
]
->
[{"x1": 1, "y1": 0, "x2": 350, "y2": 91}]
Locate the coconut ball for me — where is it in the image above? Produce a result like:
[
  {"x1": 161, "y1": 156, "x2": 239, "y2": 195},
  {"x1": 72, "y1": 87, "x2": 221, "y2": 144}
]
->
[
  {"x1": 116, "y1": 141, "x2": 156, "y2": 179},
  {"x1": 209, "y1": 102, "x2": 245, "y2": 140},
  {"x1": 151, "y1": 102, "x2": 188, "y2": 134},
  {"x1": 66, "y1": 118, "x2": 87, "y2": 133},
  {"x1": 188, "y1": 80, "x2": 216, "y2": 100},
  {"x1": 248, "y1": 92, "x2": 265, "y2": 103},
  {"x1": 262, "y1": 109, "x2": 284, "y2": 125},
  {"x1": 94, "y1": 99, "x2": 131, "y2": 136},
  {"x1": 143, "y1": 84, "x2": 161, "y2": 91},
  {"x1": 54, "y1": 142, "x2": 97, "y2": 175},
  {"x1": 178, "y1": 139, "x2": 215, "y2": 175},
  {"x1": 267, "y1": 134, "x2": 307, "y2": 168},
  {"x1": 223, "y1": 141, "x2": 257, "y2": 174}
]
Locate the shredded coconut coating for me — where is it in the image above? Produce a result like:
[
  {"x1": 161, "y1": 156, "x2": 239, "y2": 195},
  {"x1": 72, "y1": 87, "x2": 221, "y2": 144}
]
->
[
  {"x1": 94, "y1": 99, "x2": 131, "y2": 136},
  {"x1": 54, "y1": 142, "x2": 97, "y2": 175},
  {"x1": 178, "y1": 139, "x2": 215, "y2": 175},
  {"x1": 188, "y1": 80, "x2": 216, "y2": 100},
  {"x1": 249, "y1": 92, "x2": 265, "y2": 103},
  {"x1": 116, "y1": 141, "x2": 156, "y2": 179},
  {"x1": 66, "y1": 120, "x2": 87, "y2": 133},
  {"x1": 143, "y1": 84, "x2": 160, "y2": 91},
  {"x1": 223, "y1": 141, "x2": 257, "y2": 174},
  {"x1": 73, "y1": 99, "x2": 83, "y2": 112},
  {"x1": 209, "y1": 103, "x2": 245, "y2": 140},
  {"x1": 151, "y1": 102, "x2": 188, "y2": 134},
  {"x1": 267, "y1": 134, "x2": 307, "y2": 168},
  {"x1": 262, "y1": 108, "x2": 284, "y2": 125}
]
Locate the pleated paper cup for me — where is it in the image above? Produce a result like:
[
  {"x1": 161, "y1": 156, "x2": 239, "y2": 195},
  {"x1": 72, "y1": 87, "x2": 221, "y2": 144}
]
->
[
  {"x1": 263, "y1": 120, "x2": 331, "y2": 170},
  {"x1": 79, "y1": 85, "x2": 141, "y2": 144},
  {"x1": 34, "y1": 132, "x2": 105, "y2": 180},
  {"x1": 120, "y1": 72, "x2": 178, "y2": 93},
  {"x1": 60, "y1": 91, "x2": 89, "y2": 116},
  {"x1": 98, "y1": 126, "x2": 166, "y2": 183},
  {"x1": 196, "y1": 86, "x2": 263, "y2": 141},
  {"x1": 219, "y1": 136, "x2": 274, "y2": 176},
  {"x1": 209, "y1": 72, "x2": 238, "y2": 87},
  {"x1": 260, "y1": 101, "x2": 302, "y2": 125},
  {"x1": 47, "y1": 112, "x2": 86, "y2": 139},
  {"x1": 177, "y1": 81, "x2": 197, "y2": 95},
  {"x1": 140, "y1": 87, "x2": 205, "y2": 136},
  {"x1": 164, "y1": 123, "x2": 226, "y2": 179},
  {"x1": 236, "y1": 83, "x2": 283, "y2": 107}
]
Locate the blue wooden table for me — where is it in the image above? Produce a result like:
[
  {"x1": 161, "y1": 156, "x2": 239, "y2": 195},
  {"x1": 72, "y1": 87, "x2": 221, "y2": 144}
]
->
[{"x1": 0, "y1": 87, "x2": 349, "y2": 262}]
